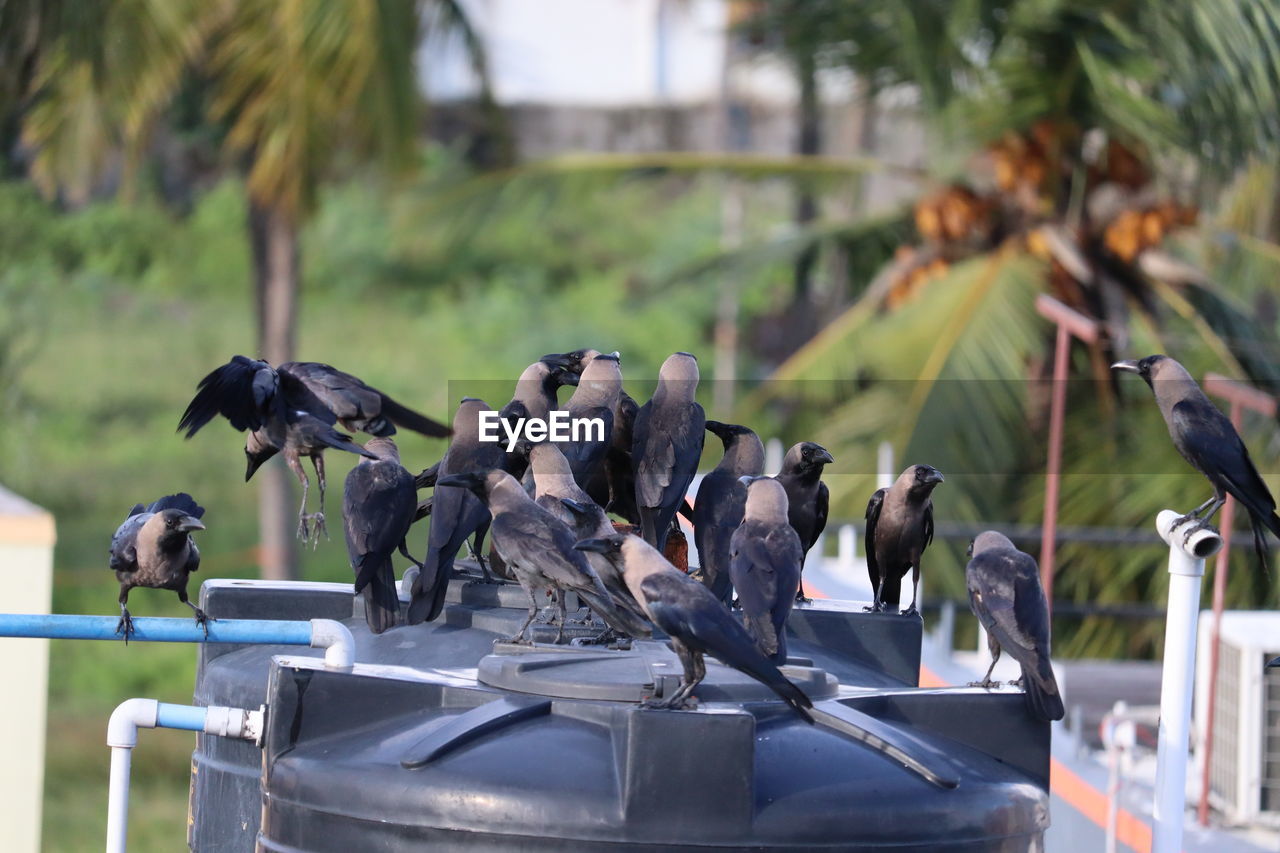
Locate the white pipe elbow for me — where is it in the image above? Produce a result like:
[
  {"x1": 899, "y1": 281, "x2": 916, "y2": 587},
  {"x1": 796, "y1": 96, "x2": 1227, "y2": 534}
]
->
[
  {"x1": 107, "y1": 699, "x2": 158, "y2": 749},
  {"x1": 1156, "y1": 510, "x2": 1223, "y2": 561},
  {"x1": 310, "y1": 618, "x2": 355, "y2": 670}
]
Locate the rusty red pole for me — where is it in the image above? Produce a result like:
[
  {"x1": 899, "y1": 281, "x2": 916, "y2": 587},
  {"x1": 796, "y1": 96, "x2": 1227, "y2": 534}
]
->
[
  {"x1": 1041, "y1": 324, "x2": 1070, "y2": 613},
  {"x1": 1035, "y1": 295, "x2": 1100, "y2": 614},
  {"x1": 1197, "y1": 374, "x2": 1277, "y2": 826}
]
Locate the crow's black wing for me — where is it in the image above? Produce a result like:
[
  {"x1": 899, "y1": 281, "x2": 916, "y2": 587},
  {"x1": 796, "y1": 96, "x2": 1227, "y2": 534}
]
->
[
  {"x1": 811, "y1": 481, "x2": 830, "y2": 550},
  {"x1": 343, "y1": 461, "x2": 416, "y2": 592},
  {"x1": 178, "y1": 356, "x2": 277, "y2": 437},
  {"x1": 1170, "y1": 399, "x2": 1278, "y2": 518}
]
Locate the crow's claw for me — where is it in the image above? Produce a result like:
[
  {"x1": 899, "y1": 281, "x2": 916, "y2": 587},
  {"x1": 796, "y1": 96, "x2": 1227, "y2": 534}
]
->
[{"x1": 116, "y1": 611, "x2": 135, "y2": 644}]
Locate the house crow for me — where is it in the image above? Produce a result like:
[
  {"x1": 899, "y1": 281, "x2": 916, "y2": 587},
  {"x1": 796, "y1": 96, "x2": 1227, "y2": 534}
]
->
[
  {"x1": 178, "y1": 356, "x2": 449, "y2": 542},
  {"x1": 342, "y1": 437, "x2": 418, "y2": 634},
  {"x1": 633, "y1": 352, "x2": 705, "y2": 550},
  {"x1": 731, "y1": 477, "x2": 803, "y2": 663},
  {"x1": 1113, "y1": 355, "x2": 1280, "y2": 567},
  {"x1": 777, "y1": 442, "x2": 833, "y2": 602},
  {"x1": 575, "y1": 533, "x2": 813, "y2": 721},
  {"x1": 437, "y1": 470, "x2": 647, "y2": 643},
  {"x1": 966, "y1": 531, "x2": 1064, "y2": 722},
  {"x1": 527, "y1": 442, "x2": 650, "y2": 627},
  {"x1": 693, "y1": 421, "x2": 765, "y2": 602},
  {"x1": 865, "y1": 464, "x2": 944, "y2": 614},
  {"x1": 559, "y1": 353, "x2": 622, "y2": 490},
  {"x1": 109, "y1": 493, "x2": 208, "y2": 641},
  {"x1": 407, "y1": 398, "x2": 507, "y2": 624}
]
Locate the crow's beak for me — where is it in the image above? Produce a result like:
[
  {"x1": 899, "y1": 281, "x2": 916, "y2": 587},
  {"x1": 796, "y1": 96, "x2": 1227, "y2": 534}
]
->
[
  {"x1": 178, "y1": 516, "x2": 206, "y2": 533},
  {"x1": 814, "y1": 447, "x2": 835, "y2": 465},
  {"x1": 1111, "y1": 360, "x2": 1141, "y2": 374},
  {"x1": 573, "y1": 538, "x2": 612, "y2": 554}
]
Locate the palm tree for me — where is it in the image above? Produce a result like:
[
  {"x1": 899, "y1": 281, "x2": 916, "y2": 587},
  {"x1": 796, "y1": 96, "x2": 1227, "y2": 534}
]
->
[{"x1": 16, "y1": 0, "x2": 491, "y2": 578}]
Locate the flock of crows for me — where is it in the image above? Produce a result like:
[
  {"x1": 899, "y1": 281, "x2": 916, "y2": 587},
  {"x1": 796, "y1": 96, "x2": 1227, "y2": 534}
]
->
[{"x1": 105, "y1": 348, "x2": 1280, "y2": 726}]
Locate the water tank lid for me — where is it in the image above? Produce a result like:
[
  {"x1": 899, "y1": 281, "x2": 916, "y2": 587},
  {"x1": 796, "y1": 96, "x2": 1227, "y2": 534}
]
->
[{"x1": 477, "y1": 639, "x2": 839, "y2": 703}]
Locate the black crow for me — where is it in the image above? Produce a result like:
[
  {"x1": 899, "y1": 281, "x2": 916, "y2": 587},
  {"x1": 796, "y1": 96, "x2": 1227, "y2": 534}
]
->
[
  {"x1": 966, "y1": 531, "x2": 1064, "y2": 722},
  {"x1": 109, "y1": 493, "x2": 208, "y2": 641},
  {"x1": 527, "y1": 442, "x2": 649, "y2": 627},
  {"x1": 575, "y1": 533, "x2": 813, "y2": 721},
  {"x1": 407, "y1": 398, "x2": 507, "y2": 624},
  {"x1": 437, "y1": 470, "x2": 647, "y2": 643},
  {"x1": 633, "y1": 352, "x2": 705, "y2": 550},
  {"x1": 1114, "y1": 355, "x2": 1280, "y2": 566},
  {"x1": 777, "y1": 442, "x2": 833, "y2": 602},
  {"x1": 731, "y1": 477, "x2": 803, "y2": 663},
  {"x1": 693, "y1": 421, "x2": 764, "y2": 602},
  {"x1": 865, "y1": 464, "x2": 944, "y2": 614},
  {"x1": 342, "y1": 437, "x2": 418, "y2": 634},
  {"x1": 178, "y1": 356, "x2": 449, "y2": 542}
]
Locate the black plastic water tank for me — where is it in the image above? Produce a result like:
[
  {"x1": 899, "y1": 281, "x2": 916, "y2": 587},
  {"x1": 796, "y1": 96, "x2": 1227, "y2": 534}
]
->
[{"x1": 189, "y1": 570, "x2": 1050, "y2": 851}]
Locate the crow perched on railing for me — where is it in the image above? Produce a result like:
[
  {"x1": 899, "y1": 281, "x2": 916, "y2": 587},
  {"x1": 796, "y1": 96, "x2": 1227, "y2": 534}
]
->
[
  {"x1": 865, "y1": 464, "x2": 945, "y2": 615},
  {"x1": 109, "y1": 493, "x2": 208, "y2": 642},
  {"x1": 1114, "y1": 355, "x2": 1280, "y2": 568}
]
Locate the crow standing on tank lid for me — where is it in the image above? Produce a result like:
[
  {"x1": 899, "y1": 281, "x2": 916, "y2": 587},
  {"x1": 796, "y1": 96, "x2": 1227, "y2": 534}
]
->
[
  {"x1": 776, "y1": 442, "x2": 833, "y2": 602},
  {"x1": 559, "y1": 353, "x2": 623, "y2": 491},
  {"x1": 527, "y1": 442, "x2": 649, "y2": 628},
  {"x1": 342, "y1": 437, "x2": 419, "y2": 634},
  {"x1": 1113, "y1": 355, "x2": 1280, "y2": 569},
  {"x1": 865, "y1": 464, "x2": 944, "y2": 614},
  {"x1": 731, "y1": 477, "x2": 803, "y2": 663},
  {"x1": 965, "y1": 531, "x2": 1064, "y2": 722},
  {"x1": 178, "y1": 356, "x2": 450, "y2": 543},
  {"x1": 575, "y1": 533, "x2": 814, "y2": 721},
  {"x1": 407, "y1": 398, "x2": 507, "y2": 624},
  {"x1": 436, "y1": 470, "x2": 649, "y2": 643},
  {"x1": 693, "y1": 421, "x2": 765, "y2": 603},
  {"x1": 633, "y1": 352, "x2": 705, "y2": 551},
  {"x1": 550, "y1": 348, "x2": 641, "y2": 520},
  {"x1": 499, "y1": 354, "x2": 580, "y2": 480},
  {"x1": 109, "y1": 493, "x2": 208, "y2": 642}
]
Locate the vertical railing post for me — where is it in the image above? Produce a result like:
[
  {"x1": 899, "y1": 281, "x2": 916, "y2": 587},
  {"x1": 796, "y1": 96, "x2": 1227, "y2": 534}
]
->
[
  {"x1": 1034, "y1": 295, "x2": 1099, "y2": 616},
  {"x1": 1152, "y1": 510, "x2": 1222, "y2": 853}
]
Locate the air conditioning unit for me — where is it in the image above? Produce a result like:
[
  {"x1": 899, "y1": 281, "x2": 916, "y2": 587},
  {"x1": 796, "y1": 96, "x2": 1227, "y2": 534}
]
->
[{"x1": 1194, "y1": 610, "x2": 1280, "y2": 826}]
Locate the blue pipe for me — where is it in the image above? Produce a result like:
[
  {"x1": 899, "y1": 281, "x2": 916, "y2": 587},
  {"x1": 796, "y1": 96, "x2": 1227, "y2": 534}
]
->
[
  {"x1": 156, "y1": 703, "x2": 208, "y2": 731},
  {"x1": 0, "y1": 613, "x2": 314, "y2": 645}
]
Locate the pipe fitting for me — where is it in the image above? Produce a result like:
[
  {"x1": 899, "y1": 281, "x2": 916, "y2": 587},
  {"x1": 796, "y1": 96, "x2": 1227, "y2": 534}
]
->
[
  {"x1": 310, "y1": 618, "x2": 355, "y2": 670},
  {"x1": 202, "y1": 705, "x2": 265, "y2": 744},
  {"x1": 107, "y1": 698, "x2": 159, "y2": 749},
  {"x1": 1156, "y1": 510, "x2": 1223, "y2": 563}
]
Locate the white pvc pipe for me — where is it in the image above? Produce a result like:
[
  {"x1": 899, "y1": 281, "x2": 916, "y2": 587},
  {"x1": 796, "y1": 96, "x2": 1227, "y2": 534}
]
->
[
  {"x1": 1152, "y1": 509, "x2": 1222, "y2": 853},
  {"x1": 309, "y1": 618, "x2": 355, "y2": 670},
  {"x1": 105, "y1": 699, "x2": 264, "y2": 853}
]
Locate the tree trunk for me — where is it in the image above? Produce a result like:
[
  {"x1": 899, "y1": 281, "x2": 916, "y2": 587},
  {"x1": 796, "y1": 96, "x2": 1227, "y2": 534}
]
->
[
  {"x1": 792, "y1": 51, "x2": 820, "y2": 303},
  {"x1": 248, "y1": 199, "x2": 300, "y2": 580}
]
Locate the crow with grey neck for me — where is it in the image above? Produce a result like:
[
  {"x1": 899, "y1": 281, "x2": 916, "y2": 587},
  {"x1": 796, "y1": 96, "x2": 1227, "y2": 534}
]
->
[
  {"x1": 437, "y1": 470, "x2": 648, "y2": 643},
  {"x1": 554, "y1": 349, "x2": 643, "y2": 521},
  {"x1": 499, "y1": 355, "x2": 579, "y2": 480},
  {"x1": 693, "y1": 421, "x2": 765, "y2": 602},
  {"x1": 575, "y1": 533, "x2": 814, "y2": 721},
  {"x1": 1114, "y1": 354, "x2": 1280, "y2": 568},
  {"x1": 528, "y1": 442, "x2": 649, "y2": 627},
  {"x1": 559, "y1": 353, "x2": 622, "y2": 490},
  {"x1": 109, "y1": 493, "x2": 207, "y2": 641},
  {"x1": 633, "y1": 352, "x2": 705, "y2": 550},
  {"x1": 178, "y1": 356, "x2": 449, "y2": 542},
  {"x1": 407, "y1": 398, "x2": 507, "y2": 624},
  {"x1": 731, "y1": 477, "x2": 803, "y2": 663},
  {"x1": 966, "y1": 531, "x2": 1064, "y2": 721},
  {"x1": 777, "y1": 442, "x2": 833, "y2": 602},
  {"x1": 342, "y1": 437, "x2": 418, "y2": 634},
  {"x1": 865, "y1": 464, "x2": 944, "y2": 614}
]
